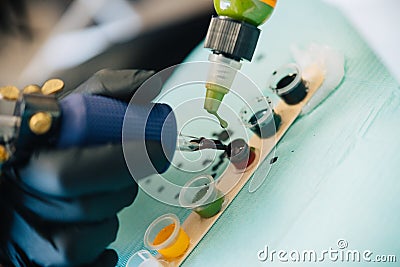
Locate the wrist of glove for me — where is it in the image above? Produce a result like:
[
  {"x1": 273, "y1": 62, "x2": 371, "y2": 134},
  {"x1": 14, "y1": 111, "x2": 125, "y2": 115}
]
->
[{"x1": 0, "y1": 69, "x2": 156, "y2": 267}]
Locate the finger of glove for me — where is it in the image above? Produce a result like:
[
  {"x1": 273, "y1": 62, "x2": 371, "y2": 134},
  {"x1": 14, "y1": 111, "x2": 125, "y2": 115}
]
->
[
  {"x1": 18, "y1": 140, "x2": 168, "y2": 198},
  {"x1": 50, "y1": 217, "x2": 120, "y2": 267},
  {"x1": 82, "y1": 249, "x2": 118, "y2": 267},
  {"x1": 69, "y1": 69, "x2": 158, "y2": 103},
  {"x1": 5, "y1": 208, "x2": 119, "y2": 267},
  {"x1": 1, "y1": 238, "x2": 118, "y2": 267},
  {"x1": 4, "y1": 178, "x2": 138, "y2": 223},
  {"x1": 18, "y1": 143, "x2": 133, "y2": 198}
]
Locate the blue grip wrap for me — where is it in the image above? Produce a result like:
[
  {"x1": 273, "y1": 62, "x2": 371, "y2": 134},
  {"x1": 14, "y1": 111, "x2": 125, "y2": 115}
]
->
[{"x1": 58, "y1": 94, "x2": 176, "y2": 150}]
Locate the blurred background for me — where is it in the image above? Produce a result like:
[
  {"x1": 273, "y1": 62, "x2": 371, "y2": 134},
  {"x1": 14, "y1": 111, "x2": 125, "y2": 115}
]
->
[
  {"x1": 0, "y1": 0, "x2": 399, "y2": 90},
  {"x1": 0, "y1": 0, "x2": 214, "y2": 89}
]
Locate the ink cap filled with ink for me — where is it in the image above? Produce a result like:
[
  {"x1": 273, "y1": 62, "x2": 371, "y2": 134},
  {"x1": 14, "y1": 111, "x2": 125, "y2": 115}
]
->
[
  {"x1": 239, "y1": 96, "x2": 281, "y2": 138},
  {"x1": 269, "y1": 63, "x2": 309, "y2": 105},
  {"x1": 179, "y1": 174, "x2": 225, "y2": 219},
  {"x1": 144, "y1": 213, "x2": 190, "y2": 259},
  {"x1": 226, "y1": 138, "x2": 256, "y2": 170}
]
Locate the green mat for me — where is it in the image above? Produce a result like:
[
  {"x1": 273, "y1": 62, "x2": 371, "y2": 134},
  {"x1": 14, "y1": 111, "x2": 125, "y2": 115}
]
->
[{"x1": 111, "y1": 0, "x2": 400, "y2": 266}]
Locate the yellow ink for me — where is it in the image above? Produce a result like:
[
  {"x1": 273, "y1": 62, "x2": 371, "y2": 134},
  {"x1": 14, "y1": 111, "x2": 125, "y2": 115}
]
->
[{"x1": 153, "y1": 224, "x2": 190, "y2": 259}]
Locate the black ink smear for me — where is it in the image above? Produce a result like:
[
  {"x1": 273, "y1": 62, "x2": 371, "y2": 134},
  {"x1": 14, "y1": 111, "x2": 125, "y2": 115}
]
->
[
  {"x1": 270, "y1": 157, "x2": 278, "y2": 164},
  {"x1": 158, "y1": 186, "x2": 165, "y2": 193},
  {"x1": 212, "y1": 129, "x2": 233, "y2": 142}
]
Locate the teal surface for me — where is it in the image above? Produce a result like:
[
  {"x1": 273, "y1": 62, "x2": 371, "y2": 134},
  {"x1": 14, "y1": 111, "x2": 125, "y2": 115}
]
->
[{"x1": 111, "y1": 0, "x2": 400, "y2": 266}]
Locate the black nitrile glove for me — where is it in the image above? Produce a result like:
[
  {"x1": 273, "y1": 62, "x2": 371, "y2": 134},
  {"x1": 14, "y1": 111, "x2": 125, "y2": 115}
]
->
[{"x1": 0, "y1": 69, "x2": 159, "y2": 267}]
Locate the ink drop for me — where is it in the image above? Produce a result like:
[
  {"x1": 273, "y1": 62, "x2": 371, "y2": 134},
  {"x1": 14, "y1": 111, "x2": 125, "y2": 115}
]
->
[{"x1": 209, "y1": 111, "x2": 228, "y2": 128}]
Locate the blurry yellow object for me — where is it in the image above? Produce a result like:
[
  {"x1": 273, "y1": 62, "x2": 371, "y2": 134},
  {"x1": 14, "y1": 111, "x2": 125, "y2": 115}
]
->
[
  {"x1": 23, "y1": 84, "x2": 41, "y2": 94},
  {"x1": 29, "y1": 112, "x2": 52, "y2": 135},
  {"x1": 0, "y1": 86, "x2": 20, "y2": 100},
  {"x1": 41, "y1": 79, "x2": 64, "y2": 95},
  {"x1": 0, "y1": 145, "x2": 9, "y2": 163}
]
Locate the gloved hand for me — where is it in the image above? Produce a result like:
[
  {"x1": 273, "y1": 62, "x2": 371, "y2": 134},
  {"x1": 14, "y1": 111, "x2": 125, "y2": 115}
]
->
[{"x1": 0, "y1": 69, "x2": 158, "y2": 267}]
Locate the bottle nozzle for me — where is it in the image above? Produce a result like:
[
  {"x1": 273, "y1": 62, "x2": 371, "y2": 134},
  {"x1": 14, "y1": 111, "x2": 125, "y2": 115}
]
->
[
  {"x1": 204, "y1": 85, "x2": 226, "y2": 114},
  {"x1": 204, "y1": 84, "x2": 229, "y2": 128},
  {"x1": 204, "y1": 54, "x2": 241, "y2": 129}
]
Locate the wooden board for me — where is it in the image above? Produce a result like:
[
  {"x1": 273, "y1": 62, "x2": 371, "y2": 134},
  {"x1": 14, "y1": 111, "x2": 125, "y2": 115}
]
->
[{"x1": 163, "y1": 66, "x2": 325, "y2": 266}]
